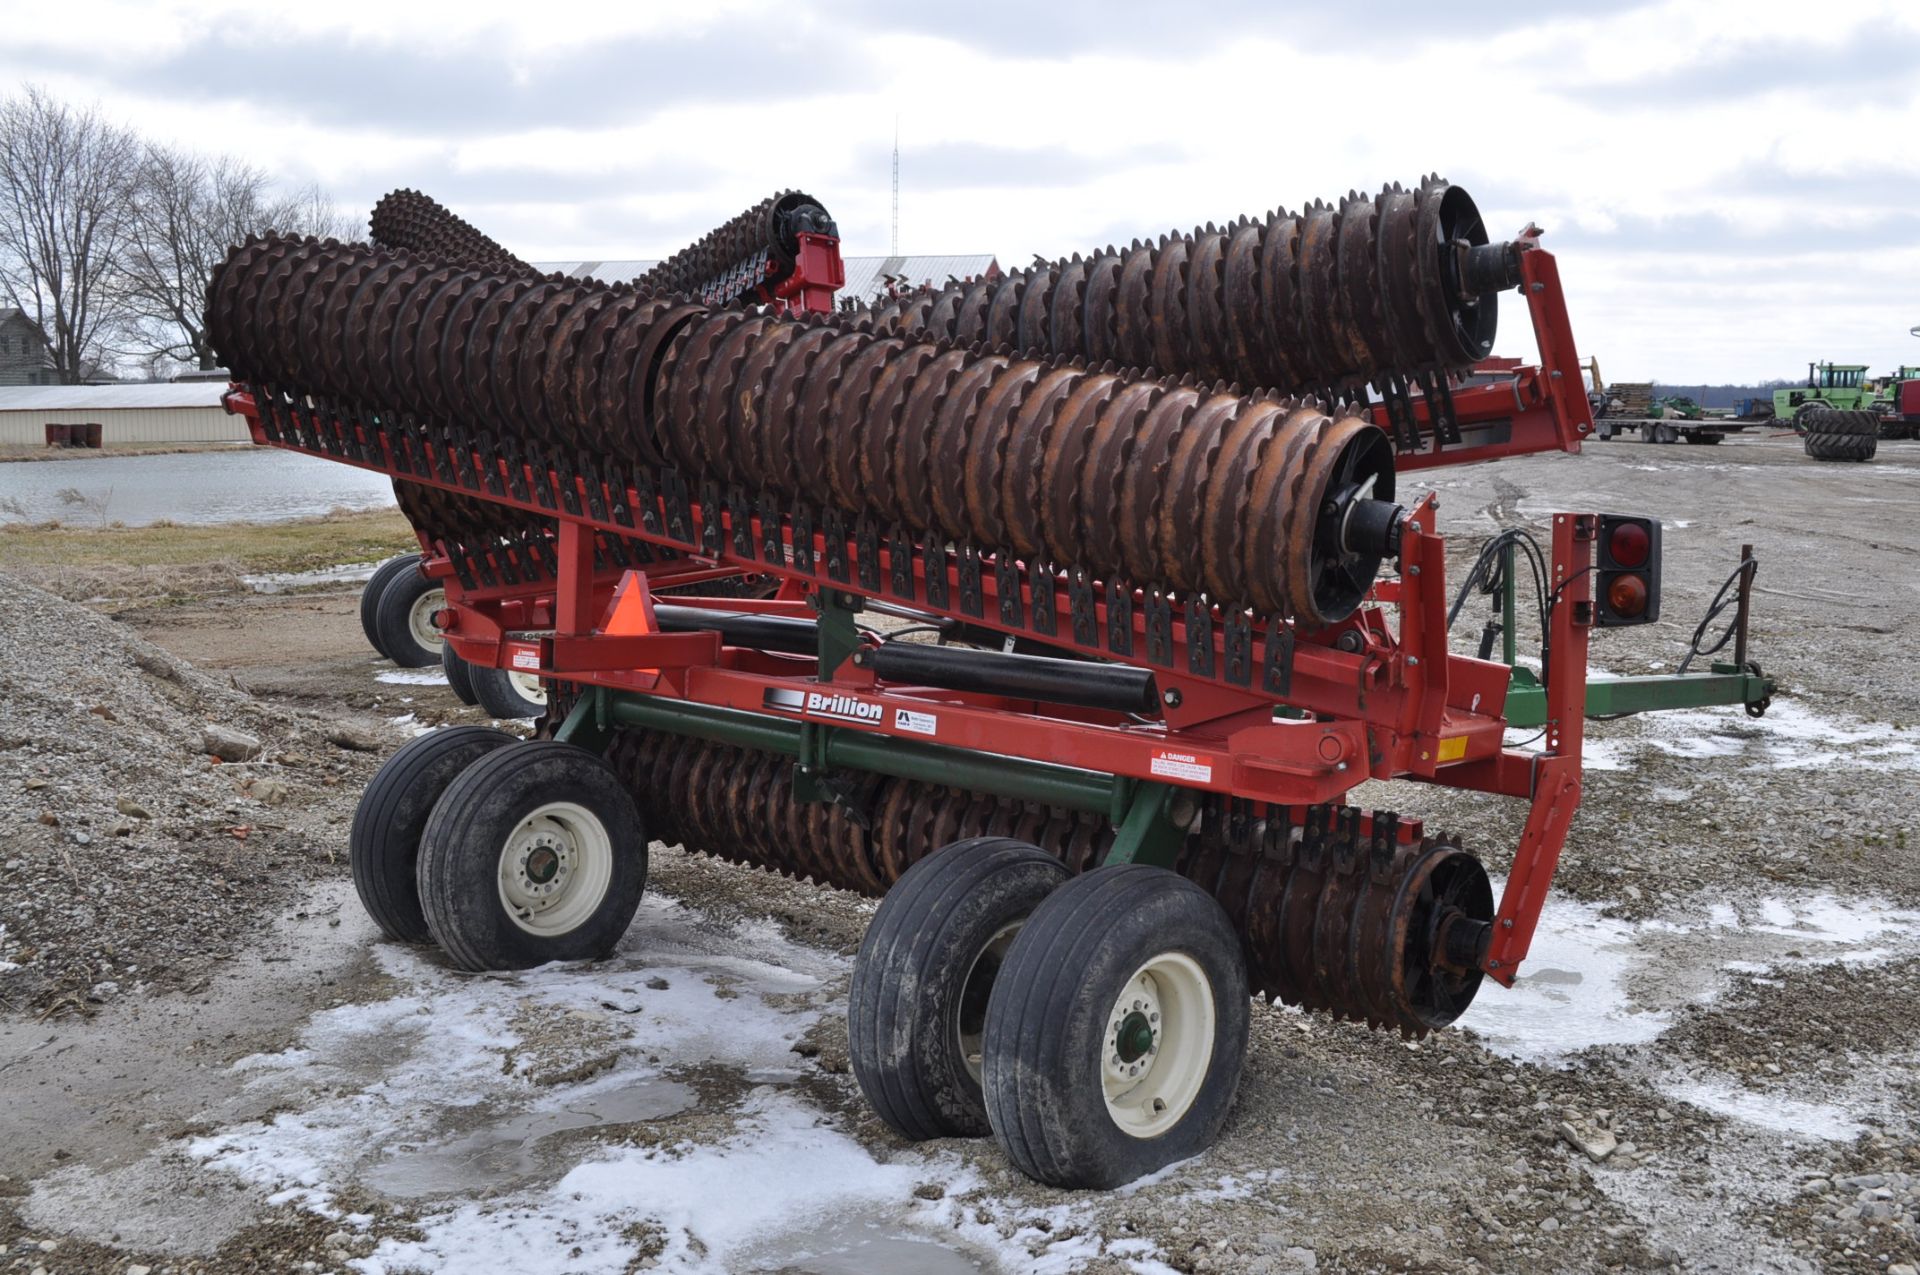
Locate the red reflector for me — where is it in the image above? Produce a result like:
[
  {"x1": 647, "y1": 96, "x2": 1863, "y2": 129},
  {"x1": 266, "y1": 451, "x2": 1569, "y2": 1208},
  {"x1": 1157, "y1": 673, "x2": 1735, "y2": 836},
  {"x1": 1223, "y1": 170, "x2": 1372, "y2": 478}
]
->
[
  {"x1": 1608, "y1": 522, "x2": 1650, "y2": 568},
  {"x1": 1607, "y1": 574, "x2": 1648, "y2": 616}
]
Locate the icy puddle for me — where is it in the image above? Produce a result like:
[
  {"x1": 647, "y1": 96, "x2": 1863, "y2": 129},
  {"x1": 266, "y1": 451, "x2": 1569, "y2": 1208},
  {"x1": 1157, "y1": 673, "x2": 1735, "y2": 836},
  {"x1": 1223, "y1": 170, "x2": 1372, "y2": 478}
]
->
[
  {"x1": 1460, "y1": 888, "x2": 1920, "y2": 1065},
  {"x1": 363, "y1": 1077, "x2": 697, "y2": 1198},
  {"x1": 243, "y1": 560, "x2": 383, "y2": 593},
  {"x1": 128, "y1": 892, "x2": 1170, "y2": 1274}
]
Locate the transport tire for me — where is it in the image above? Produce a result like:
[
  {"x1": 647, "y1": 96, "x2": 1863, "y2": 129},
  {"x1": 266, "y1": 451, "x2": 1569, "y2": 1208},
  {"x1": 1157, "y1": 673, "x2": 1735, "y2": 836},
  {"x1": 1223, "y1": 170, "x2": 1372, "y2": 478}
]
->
[
  {"x1": 471, "y1": 664, "x2": 549, "y2": 719},
  {"x1": 418, "y1": 741, "x2": 647, "y2": 971},
  {"x1": 349, "y1": 726, "x2": 517, "y2": 943},
  {"x1": 358, "y1": 553, "x2": 422, "y2": 659},
  {"x1": 374, "y1": 567, "x2": 446, "y2": 667},
  {"x1": 981, "y1": 865, "x2": 1249, "y2": 1188},
  {"x1": 1803, "y1": 410, "x2": 1877, "y2": 462},
  {"x1": 850, "y1": 837, "x2": 1070, "y2": 1141},
  {"x1": 441, "y1": 642, "x2": 479, "y2": 706}
]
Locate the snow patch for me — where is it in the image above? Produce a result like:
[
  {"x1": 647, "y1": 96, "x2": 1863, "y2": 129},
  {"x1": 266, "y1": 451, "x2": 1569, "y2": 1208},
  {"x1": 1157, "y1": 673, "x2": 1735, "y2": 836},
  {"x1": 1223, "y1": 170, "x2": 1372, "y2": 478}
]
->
[
  {"x1": 1657, "y1": 1076, "x2": 1864, "y2": 1140},
  {"x1": 1463, "y1": 888, "x2": 1920, "y2": 1064},
  {"x1": 1579, "y1": 699, "x2": 1920, "y2": 774},
  {"x1": 377, "y1": 669, "x2": 449, "y2": 686}
]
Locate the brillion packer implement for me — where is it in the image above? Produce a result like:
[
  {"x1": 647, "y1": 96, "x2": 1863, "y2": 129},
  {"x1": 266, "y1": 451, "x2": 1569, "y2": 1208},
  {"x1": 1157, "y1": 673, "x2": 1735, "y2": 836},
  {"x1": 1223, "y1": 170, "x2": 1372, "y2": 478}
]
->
[{"x1": 208, "y1": 179, "x2": 1774, "y2": 1189}]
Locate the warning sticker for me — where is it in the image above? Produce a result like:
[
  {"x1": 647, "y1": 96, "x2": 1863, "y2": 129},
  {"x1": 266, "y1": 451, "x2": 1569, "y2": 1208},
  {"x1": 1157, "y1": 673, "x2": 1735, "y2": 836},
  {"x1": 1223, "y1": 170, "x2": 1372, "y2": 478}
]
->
[
  {"x1": 1150, "y1": 750, "x2": 1212, "y2": 784},
  {"x1": 510, "y1": 648, "x2": 541, "y2": 671},
  {"x1": 894, "y1": 708, "x2": 938, "y2": 737}
]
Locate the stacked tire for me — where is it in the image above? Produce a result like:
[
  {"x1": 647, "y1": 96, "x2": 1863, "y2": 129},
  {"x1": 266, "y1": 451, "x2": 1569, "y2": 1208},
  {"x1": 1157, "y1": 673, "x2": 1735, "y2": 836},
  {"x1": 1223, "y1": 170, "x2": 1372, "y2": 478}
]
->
[
  {"x1": 1802, "y1": 410, "x2": 1878, "y2": 462},
  {"x1": 360, "y1": 553, "x2": 445, "y2": 666}
]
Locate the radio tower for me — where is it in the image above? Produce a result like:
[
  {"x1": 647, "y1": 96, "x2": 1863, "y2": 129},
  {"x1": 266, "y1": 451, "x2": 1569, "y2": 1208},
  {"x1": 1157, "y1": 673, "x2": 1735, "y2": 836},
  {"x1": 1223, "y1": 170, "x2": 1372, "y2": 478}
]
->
[{"x1": 890, "y1": 117, "x2": 900, "y2": 257}]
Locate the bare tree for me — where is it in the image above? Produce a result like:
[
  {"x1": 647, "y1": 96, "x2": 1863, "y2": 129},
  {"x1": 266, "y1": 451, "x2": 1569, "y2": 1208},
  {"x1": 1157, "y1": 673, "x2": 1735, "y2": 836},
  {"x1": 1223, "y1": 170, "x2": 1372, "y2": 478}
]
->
[
  {"x1": 275, "y1": 181, "x2": 361, "y2": 243},
  {"x1": 120, "y1": 150, "x2": 362, "y2": 372},
  {"x1": 121, "y1": 147, "x2": 274, "y2": 370},
  {"x1": 0, "y1": 85, "x2": 139, "y2": 383}
]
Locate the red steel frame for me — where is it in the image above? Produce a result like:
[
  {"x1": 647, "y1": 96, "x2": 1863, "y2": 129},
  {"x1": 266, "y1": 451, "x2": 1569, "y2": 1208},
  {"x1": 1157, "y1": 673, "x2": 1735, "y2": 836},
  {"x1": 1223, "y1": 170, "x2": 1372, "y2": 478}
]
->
[{"x1": 228, "y1": 234, "x2": 1600, "y2": 984}]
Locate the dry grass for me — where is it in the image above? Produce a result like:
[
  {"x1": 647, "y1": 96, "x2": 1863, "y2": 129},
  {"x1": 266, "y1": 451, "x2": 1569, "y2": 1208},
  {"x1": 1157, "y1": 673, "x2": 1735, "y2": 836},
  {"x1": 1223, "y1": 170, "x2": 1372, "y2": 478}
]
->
[
  {"x1": 0, "y1": 441, "x2": 249, "y2": 463},
  {"x1": 0, "y1": 507, "x2": 416, "y2": 601}
]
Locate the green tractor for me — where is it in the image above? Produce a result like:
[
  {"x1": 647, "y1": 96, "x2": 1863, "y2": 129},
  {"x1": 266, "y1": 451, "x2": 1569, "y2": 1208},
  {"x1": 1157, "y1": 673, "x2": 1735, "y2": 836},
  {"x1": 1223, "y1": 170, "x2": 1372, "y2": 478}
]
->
[
  {"x1": 1771, "y1": 362, "x2": 1872, "y2": 425},
  {"x1": 1648, "y1": 394, "x2": 1708, "y2": 421}
]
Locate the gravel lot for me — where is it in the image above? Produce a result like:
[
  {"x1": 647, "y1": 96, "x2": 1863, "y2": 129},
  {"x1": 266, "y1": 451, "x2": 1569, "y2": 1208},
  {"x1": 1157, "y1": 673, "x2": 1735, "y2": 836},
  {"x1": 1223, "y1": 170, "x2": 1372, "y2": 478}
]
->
[{"x1": 2, "y1": 430, "x2": 1917, "y2": 1274}]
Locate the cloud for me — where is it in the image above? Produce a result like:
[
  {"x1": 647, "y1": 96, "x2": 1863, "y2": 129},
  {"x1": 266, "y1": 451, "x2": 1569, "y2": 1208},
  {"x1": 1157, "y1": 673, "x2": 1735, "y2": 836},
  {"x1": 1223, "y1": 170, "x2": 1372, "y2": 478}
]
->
[
  {"x1": 825, "y1": 0, "x2": 1657, "y2": 54},
  {"x1": 1560, "y1": 25, "x2": 1920, "y2": 104},
  {"x1": 13, "y1": 17, "x2": 864, "y2": 137}
]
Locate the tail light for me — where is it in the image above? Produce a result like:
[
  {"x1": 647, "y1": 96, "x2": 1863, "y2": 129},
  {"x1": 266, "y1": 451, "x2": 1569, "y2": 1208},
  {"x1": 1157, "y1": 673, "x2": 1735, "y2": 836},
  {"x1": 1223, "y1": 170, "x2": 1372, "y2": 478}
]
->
[{"x1": 1595, "y1": 515, "x2": 1661, "y2": 626}]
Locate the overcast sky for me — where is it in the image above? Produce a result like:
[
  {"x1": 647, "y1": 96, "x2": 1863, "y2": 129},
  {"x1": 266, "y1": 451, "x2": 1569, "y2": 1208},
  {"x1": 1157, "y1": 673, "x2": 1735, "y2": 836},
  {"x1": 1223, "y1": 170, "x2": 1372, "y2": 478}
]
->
[{"x1": 9, "y1": 0, "x2": 1918, "y2": 383}]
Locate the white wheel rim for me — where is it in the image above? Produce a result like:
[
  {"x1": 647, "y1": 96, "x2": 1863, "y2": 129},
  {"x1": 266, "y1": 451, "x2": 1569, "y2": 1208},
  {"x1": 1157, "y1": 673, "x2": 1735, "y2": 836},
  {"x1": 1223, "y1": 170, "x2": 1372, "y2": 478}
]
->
[
  {"x1": 508, "y1": 669, "x2": 548, "y2": 706},
  {"x1": 408, "y1": 587, "x2": 446, "y2": 653},
  {"x1": 1101, "y1": 952, "x2": 1214, "y2": 1139},
  {"x1": 956, "y1": 920, "x2": 1023, "y2": 1087},
  {"x1": 496, "y1": 801, "x2": 613, "y2": 936}
]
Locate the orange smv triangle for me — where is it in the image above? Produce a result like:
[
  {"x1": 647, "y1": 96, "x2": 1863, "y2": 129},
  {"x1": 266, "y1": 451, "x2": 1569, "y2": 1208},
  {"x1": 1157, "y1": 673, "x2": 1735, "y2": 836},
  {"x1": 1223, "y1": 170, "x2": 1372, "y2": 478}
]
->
[{"x1": 602, "y1": 570, "x2": 659, "y2": 637}]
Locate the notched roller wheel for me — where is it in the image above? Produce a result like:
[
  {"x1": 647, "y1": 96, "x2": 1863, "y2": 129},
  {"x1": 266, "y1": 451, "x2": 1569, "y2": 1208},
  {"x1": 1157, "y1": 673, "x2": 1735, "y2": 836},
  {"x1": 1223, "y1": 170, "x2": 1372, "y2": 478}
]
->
[
  {"x1": 850, "y1": 837, "x2": 1070, "y2": 1141},
  {"x1": 982, "y1": 864, "x2": 1250, "y2": 1189},
  {"x1": 349, "y1": 725, "x2": 516, "y2": 943},
  {"x1": 471, "y1": 664, "x2": 549, "y2": 719},
  {"x1": 418, "y1": 741, "x2": 647, "y2": 971},
  {"x1": 374, "y1": 563, "x2": 446, "y2": 667},
  {"x1": 441, "y1": 642, "x2": 478, "y2": 706},
  {"x1": 359, "y1": 553, "x2": 422, "y2": 659}
]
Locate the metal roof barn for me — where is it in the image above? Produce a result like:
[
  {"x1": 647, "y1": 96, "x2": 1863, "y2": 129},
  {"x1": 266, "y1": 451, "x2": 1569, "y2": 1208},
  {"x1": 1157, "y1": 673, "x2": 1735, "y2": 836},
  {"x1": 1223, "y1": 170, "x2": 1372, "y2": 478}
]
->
[{"x1": 0, "y1": 383, "x2": 248, "y2": 447}]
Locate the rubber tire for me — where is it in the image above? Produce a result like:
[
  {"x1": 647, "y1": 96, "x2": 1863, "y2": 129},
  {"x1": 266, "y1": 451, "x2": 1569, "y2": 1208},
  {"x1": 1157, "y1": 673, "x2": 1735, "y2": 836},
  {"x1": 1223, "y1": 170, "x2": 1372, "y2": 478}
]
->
[
  {"x1": 472, "y1": 664, "x2": 547, "y2": 719},
  {"x1": 982, "y1": 865, "x2": 1250, "y2": 1189},
  {"x1": 1803, "y1": 410, "x2": 1878, "y2": 462},
  {"x1": 850, "y1": 838, "x2": 1071, "y2": 1141},
  {"x1": 442, "y1": 642, "x2": 479, "y2": 706},
  {"x1": 418, "y1": 741, "x2": 647, "y2": 971},
  {"x1": 349, "y1": 726, "x2": 516, "y2": 943},
  {"x1": 374, "y1": 568, "x2": 445, "y2": 668},
  {"x1": 358, "y1": 554, "x2": 421, "y2": 659}
]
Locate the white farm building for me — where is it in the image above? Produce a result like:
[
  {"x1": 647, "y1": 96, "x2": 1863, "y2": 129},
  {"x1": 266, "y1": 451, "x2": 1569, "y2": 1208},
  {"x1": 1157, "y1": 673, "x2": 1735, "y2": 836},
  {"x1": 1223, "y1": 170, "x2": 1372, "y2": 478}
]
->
[{"x1": 0, "y1": 383, "x2": 249, "y2": 447}]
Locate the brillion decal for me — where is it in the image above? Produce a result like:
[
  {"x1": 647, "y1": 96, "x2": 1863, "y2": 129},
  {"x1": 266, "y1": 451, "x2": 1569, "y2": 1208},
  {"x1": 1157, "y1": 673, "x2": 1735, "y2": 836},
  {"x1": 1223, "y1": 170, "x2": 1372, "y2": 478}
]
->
[{"x1": 762, "y1": 687, "x2": 885, "y2": 724}]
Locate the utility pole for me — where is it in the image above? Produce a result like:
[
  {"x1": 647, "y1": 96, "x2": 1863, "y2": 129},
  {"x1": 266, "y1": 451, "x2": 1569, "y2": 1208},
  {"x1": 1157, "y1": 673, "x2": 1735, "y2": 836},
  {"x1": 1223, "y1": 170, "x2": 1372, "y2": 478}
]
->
[{"x1": 891, "y1": 116, "x2": 900, "y2": 258}]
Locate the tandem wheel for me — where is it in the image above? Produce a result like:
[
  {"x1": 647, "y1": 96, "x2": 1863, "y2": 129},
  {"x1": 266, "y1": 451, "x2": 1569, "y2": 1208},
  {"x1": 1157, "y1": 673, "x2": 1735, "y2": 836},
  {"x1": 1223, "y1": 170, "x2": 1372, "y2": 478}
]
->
[
  {"x1": 349, "y1": 725, "x2": 517, "y2": 943},
  {"x1": 416, "y1": 740, "x2": 648, "y2": 971},
  {"x1": 980, "y1": 865, "x2": 1250, "y2": 1189},
  {"x1": 440, "y1": 642, "x2": 478, "y2": 706},
  {"x1": 471, "y1": 665, "x2": 550, "y2": 720},
  {"x1": 358, "y1": 553, "x2": 421, "y2": 660},
  {"x1": 849, "y1": 837, "x2": 1071, "y2": 1140},
  {"x1": 372, "y1": 558, "x2": 446, "y2": 668},
  {"x1": 851, "y1": 847, "x2": 1251, "y2": 1188}
]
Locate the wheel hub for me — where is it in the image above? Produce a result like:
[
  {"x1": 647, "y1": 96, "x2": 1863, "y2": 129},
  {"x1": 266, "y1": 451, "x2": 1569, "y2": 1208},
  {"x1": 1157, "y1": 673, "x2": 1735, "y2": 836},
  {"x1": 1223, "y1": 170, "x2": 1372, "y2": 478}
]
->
[
  {"x1": 1104, "y1": 971, "x2": 1164, "y2": 1084},
  {"x1": 1116, "y1": 1011, "x2": 1156, "y2": 1065},
  {"x1": 496, "y1": 801, "x2": 613, "y2": 935},
  {"x1": 408, "y1": 587, "x2": 446, "y2": 652},
  {"x1": 1100, "y1": 954, "x2": 1214, "y2": 1138}
]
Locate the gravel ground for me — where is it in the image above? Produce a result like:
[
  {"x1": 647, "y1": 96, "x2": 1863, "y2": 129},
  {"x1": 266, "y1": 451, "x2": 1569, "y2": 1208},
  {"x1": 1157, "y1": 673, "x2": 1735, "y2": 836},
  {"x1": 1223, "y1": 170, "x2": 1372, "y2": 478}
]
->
[{"x1": 1, "y1": 430, "x2": 1917, "y2": 1275}]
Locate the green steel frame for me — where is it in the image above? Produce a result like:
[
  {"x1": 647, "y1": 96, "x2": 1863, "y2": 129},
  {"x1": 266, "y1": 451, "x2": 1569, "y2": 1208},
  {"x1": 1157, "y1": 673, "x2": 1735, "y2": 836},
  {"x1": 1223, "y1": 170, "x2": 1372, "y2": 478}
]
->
[
  {"x1": 552, "y1": 589, "x2": 1196, "y2": 870},
  {"x1": 1489, "y1": 542, "x2": 1773, "y2": 726}
]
